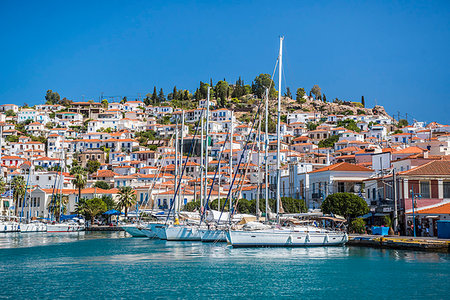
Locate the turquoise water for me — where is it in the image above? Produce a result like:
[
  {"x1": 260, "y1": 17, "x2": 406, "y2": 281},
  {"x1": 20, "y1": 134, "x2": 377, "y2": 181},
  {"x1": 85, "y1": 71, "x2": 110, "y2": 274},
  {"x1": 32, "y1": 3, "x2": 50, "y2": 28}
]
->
[{"x1": 0, "y1": 232, "x2": 449, "y2": 299}]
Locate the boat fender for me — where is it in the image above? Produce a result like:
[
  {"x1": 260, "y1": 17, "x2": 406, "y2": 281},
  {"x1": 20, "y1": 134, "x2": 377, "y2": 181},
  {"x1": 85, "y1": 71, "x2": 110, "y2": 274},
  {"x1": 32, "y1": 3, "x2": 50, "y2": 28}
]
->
[
  {"x1": 306, "y1": 233, "x2": 310, "y2": 243},
  {"x1": 325, "y1": 234, "x2": 329, "y2": 243}
]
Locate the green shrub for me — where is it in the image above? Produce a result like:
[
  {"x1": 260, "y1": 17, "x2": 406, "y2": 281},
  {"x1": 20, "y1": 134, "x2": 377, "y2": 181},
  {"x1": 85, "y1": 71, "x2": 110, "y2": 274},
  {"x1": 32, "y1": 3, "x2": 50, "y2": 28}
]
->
[{"x1": 350, "y1": 218, "x2": 366, "y2": 234}]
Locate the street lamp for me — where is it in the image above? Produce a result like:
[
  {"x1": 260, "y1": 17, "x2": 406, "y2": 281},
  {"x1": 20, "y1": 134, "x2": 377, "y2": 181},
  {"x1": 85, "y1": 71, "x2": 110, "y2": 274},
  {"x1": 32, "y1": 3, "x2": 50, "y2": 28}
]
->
[{"x1": 410, "y1": 189, "x2": 422, "y2": 237}]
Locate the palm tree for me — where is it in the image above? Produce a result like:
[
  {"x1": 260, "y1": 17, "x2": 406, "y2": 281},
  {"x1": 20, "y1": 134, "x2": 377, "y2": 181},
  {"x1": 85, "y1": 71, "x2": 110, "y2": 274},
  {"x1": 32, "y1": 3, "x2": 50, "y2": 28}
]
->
[
  {"x1": 48, "y1": 195, "x2": 68, "y2": 222},
  {"x1": 72, "y1": 169, "x2": 87, "y2": 203},
  {"x1": 77, "y1": 197, "x2": 107, "y2": 226},
  {"x1": 11, "y1": 176, "x2": 26, "y2": 217},
  {"x1": 117, "y1": 186, "x2": 136, "y2": 218}
]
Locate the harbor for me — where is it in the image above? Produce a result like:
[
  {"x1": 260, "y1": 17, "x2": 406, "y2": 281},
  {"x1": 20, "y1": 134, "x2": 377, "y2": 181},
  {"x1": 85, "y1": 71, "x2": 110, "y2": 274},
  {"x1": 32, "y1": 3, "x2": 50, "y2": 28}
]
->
[{"x1": 0, "y1": 231, "x2": 449, "y2": 299}]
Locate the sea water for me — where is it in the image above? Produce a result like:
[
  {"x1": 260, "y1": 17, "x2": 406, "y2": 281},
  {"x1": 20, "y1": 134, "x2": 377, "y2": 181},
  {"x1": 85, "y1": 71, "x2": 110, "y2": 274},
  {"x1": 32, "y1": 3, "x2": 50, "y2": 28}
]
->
[{"x1": 0, "y1": 232, "x2": 449, "y2": 299}]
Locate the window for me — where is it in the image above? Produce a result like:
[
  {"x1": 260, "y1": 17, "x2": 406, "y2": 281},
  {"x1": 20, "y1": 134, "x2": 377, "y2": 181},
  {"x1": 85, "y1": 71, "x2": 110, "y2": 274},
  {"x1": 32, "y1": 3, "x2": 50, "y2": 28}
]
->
[
  {"x1": 420, "y1": 181, "x2": 430, "y2": 198},
  {"x1": 338, "y1": 182, "x2": 345, "y2": 193},
  {"x1": 443, "y1": 182, "x2": 450, "y2": 199}
]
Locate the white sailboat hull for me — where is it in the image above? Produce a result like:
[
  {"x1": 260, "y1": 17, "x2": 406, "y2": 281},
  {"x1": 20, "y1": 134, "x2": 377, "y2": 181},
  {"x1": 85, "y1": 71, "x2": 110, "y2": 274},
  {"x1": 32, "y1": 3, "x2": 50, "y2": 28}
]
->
[
  {"x1": 121, "y1": 225, "x2": 146, "y2": 237},
  {"x1": 227, "y1": 229, "x2": 348, "y2": 247},
  {"x1": 200, "y1": 229, "x2": 227, "y2": 242},
  {"x1": 166, "y1": 225, "x2": 201, "y2": 241},
  {"x1": 140, "y1": 224, "x2": 159, "y2": 239},
  {"x1": 20, "y1": 223, "x2": 47, "y2": 232},
  {"x1": 151, "y1": 223, "x2": 168, "y2": 240},
  {"x1": 0, "y1": 222, "x2": 20, "y2": 233},
  {"x1": 46, "y1": 223, "x2": 85, "y2": 232}
]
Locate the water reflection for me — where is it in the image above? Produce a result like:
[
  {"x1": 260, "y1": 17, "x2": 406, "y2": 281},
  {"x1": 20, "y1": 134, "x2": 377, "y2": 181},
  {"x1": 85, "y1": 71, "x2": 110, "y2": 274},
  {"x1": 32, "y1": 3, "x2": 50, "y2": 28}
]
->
[{"x1": 0, "y1": 231, "x2": 127, "y2": 249}]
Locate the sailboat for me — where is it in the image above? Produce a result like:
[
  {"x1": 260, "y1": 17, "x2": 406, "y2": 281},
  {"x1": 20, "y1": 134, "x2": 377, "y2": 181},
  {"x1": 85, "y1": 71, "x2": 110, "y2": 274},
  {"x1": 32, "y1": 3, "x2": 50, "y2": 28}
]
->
[
  {"x1": 164, "y1": 103, "x2": 203, "y2": 241},
  {"x1": 0, "y1": 217, "x2": 20, "y2": 233},
  {"x1": 227, "y1": 37, "x2": 348, "y2": 247},
  {"x1": 47, "y1": 140, "x2": 84, "y2": 233},
  {"x1": 19, "y1": 162, "x2": 47, "y2": 232}
]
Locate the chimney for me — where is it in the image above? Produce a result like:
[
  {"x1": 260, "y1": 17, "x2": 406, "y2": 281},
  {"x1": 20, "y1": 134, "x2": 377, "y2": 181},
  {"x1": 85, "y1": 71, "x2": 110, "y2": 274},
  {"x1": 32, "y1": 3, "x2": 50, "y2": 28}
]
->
[{"x1": 423, "y1": 151, "x2": 429, "y2": 159}]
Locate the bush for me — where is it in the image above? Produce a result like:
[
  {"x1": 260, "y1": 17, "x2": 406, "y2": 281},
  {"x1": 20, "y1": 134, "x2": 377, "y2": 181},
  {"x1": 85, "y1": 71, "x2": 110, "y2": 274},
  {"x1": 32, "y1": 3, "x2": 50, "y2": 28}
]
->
[
  {"x1": 321, "y1": 192, "x2": 369, "y2": 219},
  {"x1": 350, "y1": 218, "x2": 366, "y2": 234},
  {"x1": 184, "y1": 200, "x2": 200, "y2": 212}
]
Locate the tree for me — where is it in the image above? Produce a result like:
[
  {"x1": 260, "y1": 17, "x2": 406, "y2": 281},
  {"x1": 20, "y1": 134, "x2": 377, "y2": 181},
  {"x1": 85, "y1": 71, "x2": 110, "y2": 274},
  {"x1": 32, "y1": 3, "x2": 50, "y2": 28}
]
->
[
  {"x1": 310, "y1": 85, "x2": 321, "y2": 100},
  {"x1": 284, "y1": 87, "x2": 292, "y2": 99},
  {"x1": 318, "y1": 135, "x2": 339, "y2": 148},
  {"x1": 86, "y1": 160, "x2": 101, "y2": 174},
  {"x1": 94, "y1": 181, "x2": 111, "y2": 190},
  {"x1": 45, "y1": 90, "x2": 60, "y2": 105},
  {"x1": 337, "y1": 119, "x2": 361, "y2": 132},
  {"x1": 48, "y1": 195, "x2": 69, "y2": 222},
  {"x1": 72, "y1": 169, "x2": 87, "y2": 203},
  {"x1": 5, "y1": 110, "x2": 16, "y2": 117},
  {"x1": 215, "y1": 80, "x2": 229, "y2": 107},
  {"x1": 101, "y1": 195, "x2": 116, "y2": 211},
  {"x1": 296, "y1": 88, "x2": 306, "y2": 103},
  {"x1": 323, "y1": 93, "x2": 327, "y2": 102},
  {"x1": 172, "y1": 86, "x2": 178, "y2": 101},
  {"x1": 144, "y1": 93, "x2": 152, "y2": 106},
  {"x1": 253, "y1": 74, "x2": 277, "y2": 98},
  {"x1": 12, "y1": 176, "x2": 26, "y2": 216},
  {"x1": 0, "y1": 177, "x2": 6, "y2": 196},
  {"x1": 398, "y1": 119, "x2": 408, "y2": 127},
  {"x1": 158, "y1": 88, "x2": 166, "y2": 102},
  {"x1": 77, "y1": 197, "x2": 107, "y2": 226},
  {"x1": 101, "y1": 99, "x2": 108, "y2": 109},
  {"x1": 121, "y1": 96, "x2": 127, "y2": 104},
  {"x1": 321, "y1": 192, "x2": 369, "y2": 220},
  {"x1": 117, "y1": 186, "x2": 137, "y2": 217},
  {"x1": 184, "y1": 200, "x2": 201, "y2": 212},
  {"x1": 151, "y1": 86, "x2": 158, "y2": 104},
  {"x1": 280, "y1": 197, "x2": 307, "y2": 213},
  {"x1": 361, "y1": 96, "x2": 365, "y2": 108}
]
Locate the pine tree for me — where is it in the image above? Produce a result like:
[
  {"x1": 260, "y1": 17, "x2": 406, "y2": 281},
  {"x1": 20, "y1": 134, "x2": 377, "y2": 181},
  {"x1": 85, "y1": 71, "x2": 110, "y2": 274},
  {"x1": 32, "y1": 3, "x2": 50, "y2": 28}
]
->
[
  {"x1": 285, "y1": 87, "x2": 292, "y2": 99},
  {"x1": 361, "y1": 96, "x2": 365, "y2": 108},
  {"x1": 158, "y1": 88, "x2": 165, "y2": 102}
]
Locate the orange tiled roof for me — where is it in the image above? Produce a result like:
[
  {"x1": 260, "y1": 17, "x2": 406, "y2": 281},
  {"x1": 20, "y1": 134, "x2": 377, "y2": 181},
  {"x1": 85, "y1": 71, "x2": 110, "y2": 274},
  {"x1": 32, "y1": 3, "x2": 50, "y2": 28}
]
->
[
  {"x1": 399, "y1": 160, "x2": 450, "y2": 176},
  {"x1": 409, "y1": 202, "x2": 450, "y2": 215},
  {"x1": 309, "y1": 162, "x2": 373, "y2": 173}
]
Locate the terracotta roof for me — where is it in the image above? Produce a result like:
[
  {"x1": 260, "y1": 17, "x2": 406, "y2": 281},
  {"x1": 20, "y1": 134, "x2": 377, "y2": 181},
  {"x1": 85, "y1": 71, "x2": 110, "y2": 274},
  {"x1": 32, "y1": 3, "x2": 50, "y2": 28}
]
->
[
  {"x1": 409, "y1": 202, "x2": 450, "y2": 215},
  {"x1": 394, "y1": 146, "x2": 426, "y2": 154},
  {"x1": 309, "y1": 162, "x2": 373, "y2": 173},
  {"x1": 93, "y1": 170, "x2": 119, "y2": 177},
  {"x1": 399, "y1": 160, "x2": 450, "y2": 176}
]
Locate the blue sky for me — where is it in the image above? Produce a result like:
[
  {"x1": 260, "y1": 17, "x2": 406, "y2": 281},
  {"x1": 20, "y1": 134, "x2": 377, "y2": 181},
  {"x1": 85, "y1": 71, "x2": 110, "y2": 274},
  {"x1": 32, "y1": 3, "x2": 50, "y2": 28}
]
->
[{"x1": 0, "y1": 0, "x2": 449, "y2": 123}]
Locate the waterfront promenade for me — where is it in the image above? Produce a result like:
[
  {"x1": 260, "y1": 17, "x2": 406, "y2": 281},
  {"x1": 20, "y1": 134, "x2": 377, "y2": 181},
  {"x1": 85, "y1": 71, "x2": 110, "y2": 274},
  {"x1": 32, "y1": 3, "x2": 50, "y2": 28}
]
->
[{"x1": 348, "y1": 234, "x2": 450, "y2": 252}]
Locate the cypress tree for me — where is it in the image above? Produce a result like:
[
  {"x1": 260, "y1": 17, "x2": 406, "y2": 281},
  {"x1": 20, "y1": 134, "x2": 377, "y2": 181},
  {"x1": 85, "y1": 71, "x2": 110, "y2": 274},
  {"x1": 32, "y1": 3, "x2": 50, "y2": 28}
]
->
[
  {"x1": 323, "y1": 93, "x2": 327, "y2": 102},
  {"x1": 173, "y1": 86, "x2": 178, "y2": 101},
  {"x1": 151, "y1": 86, "x2": 157, "y2": 104},
  {"x1": 361, "y1": 96, "x2": 365, "y2": 107}
]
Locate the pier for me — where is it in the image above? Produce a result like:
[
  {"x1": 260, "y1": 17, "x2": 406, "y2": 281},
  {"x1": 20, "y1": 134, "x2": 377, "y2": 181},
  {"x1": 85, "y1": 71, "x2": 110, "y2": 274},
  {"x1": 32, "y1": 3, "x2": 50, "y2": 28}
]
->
[{"x1": 348, "y1": 235, "x2": 450, "y2": 252}]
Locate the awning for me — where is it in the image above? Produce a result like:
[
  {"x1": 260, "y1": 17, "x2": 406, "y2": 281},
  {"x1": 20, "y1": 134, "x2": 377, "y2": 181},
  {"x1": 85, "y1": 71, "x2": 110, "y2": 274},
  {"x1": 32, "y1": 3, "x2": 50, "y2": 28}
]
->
[{"x1": 103, "y1": 210, "x2": 124, "y2": 215}]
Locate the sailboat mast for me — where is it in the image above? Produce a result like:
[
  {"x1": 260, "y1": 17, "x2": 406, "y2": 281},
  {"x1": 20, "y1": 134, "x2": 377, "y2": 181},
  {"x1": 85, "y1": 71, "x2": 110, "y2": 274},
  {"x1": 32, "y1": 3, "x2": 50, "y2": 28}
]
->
[
  {"x1": 179, "y1": 111, "x2": 184, "y2": 213},
  {"x1": 174, "y1": 117, "x2": 179, "y2": 217},
  {"x1": 265, "y1": 88, "x2": 269, "y2": 222},
  {"x1": 204, "y1": 87, "x2": 210, "y2": 209},
  {"x1": 229, "y1": 111, "x2": 233, "y2": 212},
  {"x1": 276, "y1": 36, "x2": 283, "y2": 223},
  {"x1": 200, "y1": 110, "x2": 204, "y2": 210},
  {"x1": 256, "y1": 108, "x2": 261, "y2": 221}
]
